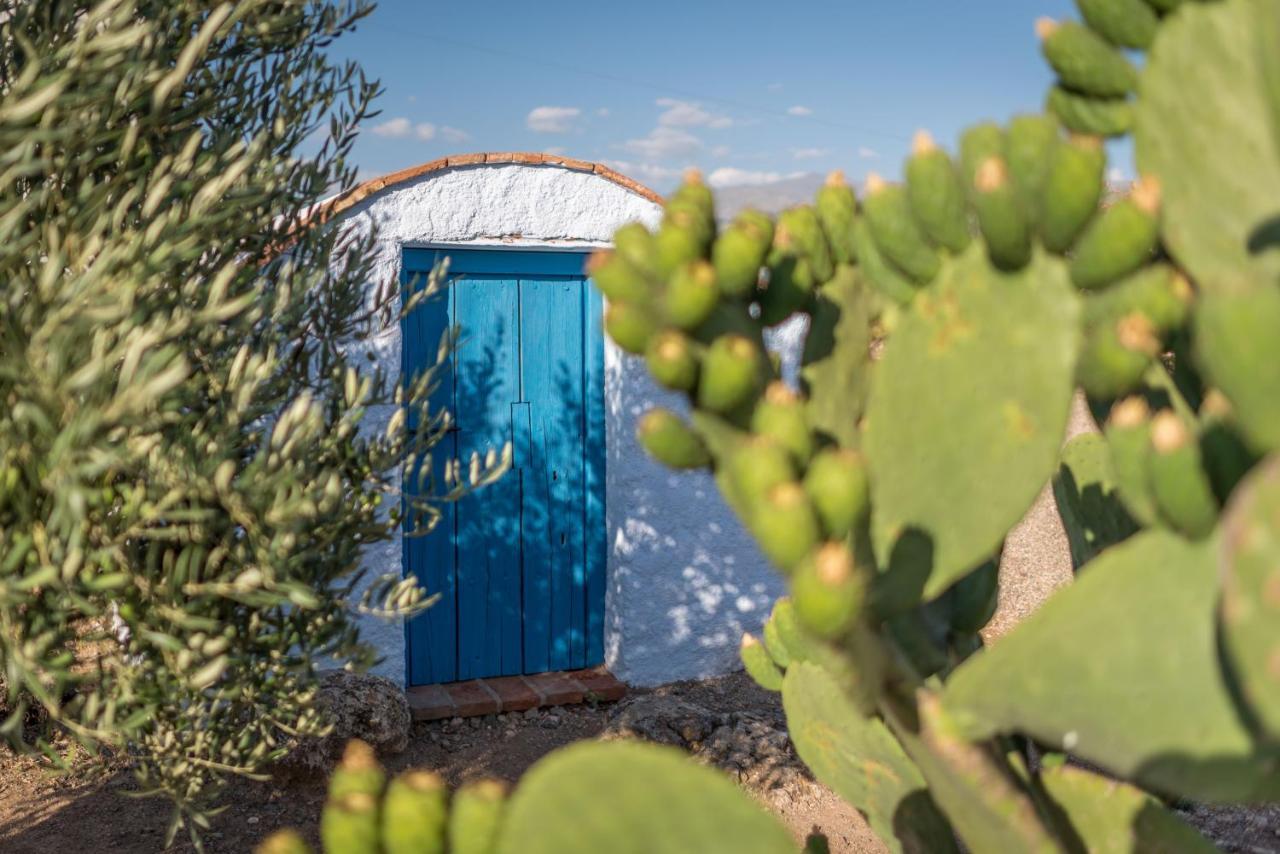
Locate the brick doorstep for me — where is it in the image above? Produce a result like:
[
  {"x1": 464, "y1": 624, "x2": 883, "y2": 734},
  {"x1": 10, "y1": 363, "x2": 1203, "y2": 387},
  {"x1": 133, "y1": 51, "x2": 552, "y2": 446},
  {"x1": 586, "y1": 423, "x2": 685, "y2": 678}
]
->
[{"x1": 407, "y1": 668, "x2": 626, "y2": 721}]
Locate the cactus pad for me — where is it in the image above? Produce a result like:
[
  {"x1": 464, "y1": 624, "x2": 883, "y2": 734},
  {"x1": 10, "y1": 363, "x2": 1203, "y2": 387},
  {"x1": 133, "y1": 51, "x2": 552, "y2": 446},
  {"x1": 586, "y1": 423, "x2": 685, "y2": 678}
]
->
[
  {"x1": 1194, "y1": 286, "x2": 1280, "y2": 453},
  {"x1": 781, "y1": 662, "x2": 957, "y2": 854},
  {"x1": 943, "y1": 531, "x2": 1280, "y2": 802},
  {"x1": 865, "y1": 245, "x2": 1080, "y2": 605},
  {"x1": 1052, "y1": 432, "x2": 1139, "y2": 570},
  {"x1": 1039, "y1": 765, "x2": 1217, "y2": 853},
  {"x1": 1219, "y1": 455, "x2": 1280, "y2": 741},
  {"x1": 495, "y1": 741, "x2": 794, "y2": 854},
  {"x1": 800, "y1": 264, "x2": 875, "y2": 446},
  {"x1": 1134, "y1": 0, "x2": 1280, "y2": 291}
]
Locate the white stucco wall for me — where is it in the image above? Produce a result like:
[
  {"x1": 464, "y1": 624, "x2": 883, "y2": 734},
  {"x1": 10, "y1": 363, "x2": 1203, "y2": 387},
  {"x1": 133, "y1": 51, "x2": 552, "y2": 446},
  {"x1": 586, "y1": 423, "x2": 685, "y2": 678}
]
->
[{"x1": 333, "y1": 161, "x2": 786, "y2": 687}]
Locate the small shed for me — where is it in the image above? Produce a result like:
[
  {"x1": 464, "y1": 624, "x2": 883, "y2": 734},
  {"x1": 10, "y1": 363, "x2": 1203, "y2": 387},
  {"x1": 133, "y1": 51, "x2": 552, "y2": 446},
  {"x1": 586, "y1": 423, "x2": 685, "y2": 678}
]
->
[{"x1": 327, "y1": 153, "x2": 786, "y2": 689}]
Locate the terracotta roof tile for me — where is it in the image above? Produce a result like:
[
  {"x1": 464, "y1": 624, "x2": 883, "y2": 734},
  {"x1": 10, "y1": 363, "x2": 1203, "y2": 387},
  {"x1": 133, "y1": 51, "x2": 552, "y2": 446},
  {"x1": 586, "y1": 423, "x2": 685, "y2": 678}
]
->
[{"x1": 322, "y1": 152, "x2": 663, "y2": 220}]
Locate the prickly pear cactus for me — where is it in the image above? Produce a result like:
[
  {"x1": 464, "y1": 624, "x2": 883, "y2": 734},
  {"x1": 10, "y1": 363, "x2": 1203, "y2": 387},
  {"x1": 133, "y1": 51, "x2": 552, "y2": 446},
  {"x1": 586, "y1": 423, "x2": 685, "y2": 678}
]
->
[{"x1": 263, "y1": 2, "x2": 1280, "y2": 850}]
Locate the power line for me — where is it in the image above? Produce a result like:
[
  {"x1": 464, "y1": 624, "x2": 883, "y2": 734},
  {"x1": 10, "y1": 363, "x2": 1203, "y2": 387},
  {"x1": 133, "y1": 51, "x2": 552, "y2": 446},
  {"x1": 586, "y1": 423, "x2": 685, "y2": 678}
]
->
[{"x1": 361, "y1": 24, "x2": 910, "y2": 142}]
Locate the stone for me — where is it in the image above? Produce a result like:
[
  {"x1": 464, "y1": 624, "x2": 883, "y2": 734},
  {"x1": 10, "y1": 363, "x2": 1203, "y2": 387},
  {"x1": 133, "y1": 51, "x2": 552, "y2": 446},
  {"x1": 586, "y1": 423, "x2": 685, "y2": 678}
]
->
[{"x1": 274, "y1": 670, "x2": 411, "y2": 778}]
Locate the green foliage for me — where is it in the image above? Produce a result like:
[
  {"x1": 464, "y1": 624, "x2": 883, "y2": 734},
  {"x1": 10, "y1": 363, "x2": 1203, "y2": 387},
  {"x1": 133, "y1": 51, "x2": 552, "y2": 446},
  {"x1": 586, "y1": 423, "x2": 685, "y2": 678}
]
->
[
  {"x1": 496, "y1": 741, "x2": 794, "y2": 854},
  {"x1": 567, "y1": 0, "x2": 1280, "y2": 849},
  {"x1": 943, "y1": 531, "x2": 1280, "y2": 803},
  {"x1": 0, "y1": 0, "x2": 506, "y2": 843},
  {"x1": 782, "y1": 663, "x2": 956, "y2": 854},
  {"x1": 1051, "y1": 433, "x2": 1138, "y2": 569},
  {"x1": 865, "y1": 245, "x2": 1079, "y2": 607}
]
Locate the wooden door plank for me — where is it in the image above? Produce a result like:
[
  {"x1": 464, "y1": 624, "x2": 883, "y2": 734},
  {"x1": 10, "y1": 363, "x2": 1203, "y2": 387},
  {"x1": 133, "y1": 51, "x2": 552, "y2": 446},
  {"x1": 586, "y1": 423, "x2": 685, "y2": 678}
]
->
[
  {"x1": 519, "y1": 277, "x2": 587, "y2": 672},
  {"x1": 582, "y1": 279, "x2": 608, "y2": 669},
  {"x1": 453, "y1": 275, "x2": 522, "y2": 679},
  {"x1": 403, "y1": 272, "x2": 458, "y2": 685}
]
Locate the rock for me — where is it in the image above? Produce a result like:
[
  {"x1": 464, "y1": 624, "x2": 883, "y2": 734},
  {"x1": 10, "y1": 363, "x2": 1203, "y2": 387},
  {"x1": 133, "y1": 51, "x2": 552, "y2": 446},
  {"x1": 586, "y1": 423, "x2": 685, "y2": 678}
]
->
[
  {"x1": 541, "y1": 714, "x2": 561, "y2": 729},
  {"x1": 274, "y1": 670, "x2": 411, "y2": 778},
  {"x1": 603, "y1": 692, "x2": 809, "y2": 796},
  {"x1": 602, "y1": 693, "x2": 719, "y2": 748}
]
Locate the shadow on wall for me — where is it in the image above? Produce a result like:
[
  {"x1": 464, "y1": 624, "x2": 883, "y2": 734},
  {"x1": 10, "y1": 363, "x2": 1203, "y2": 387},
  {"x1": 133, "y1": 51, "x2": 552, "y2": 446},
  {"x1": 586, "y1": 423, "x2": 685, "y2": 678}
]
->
[{"x1": 604, "y1": 346, "x2": 787, "y2": 687}]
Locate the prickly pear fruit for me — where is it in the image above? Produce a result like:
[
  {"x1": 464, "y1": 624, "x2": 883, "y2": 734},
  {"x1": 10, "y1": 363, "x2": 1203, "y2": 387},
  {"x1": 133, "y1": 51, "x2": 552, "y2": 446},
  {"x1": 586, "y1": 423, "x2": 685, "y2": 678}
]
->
[
  {"x1": 1005, "y1": 113, "x2": 1060, "y2": 227},
  {"x1": 802, "y1": 447, "x2": 870, "y2": 540},
  {"x1": 1148, "y1": 412, "x2": 1218, "y2": 539},
  {"x1": 611, "y1": 222, "x2": 658, "y2": 276},
  {"x1": 1077, "y1": 0, "x2": 1158, "y2": 49},
  {"x1": 645, "y1": 330, "x2": 700, "y2": 391},
  {"x1": 448, "y1": 779, "x2": 506, "y2": 854},
  {"x1": 256, "y1": 830, "x2": 313, "y2": 854},
  {"x1": 1070, "y1": 177, "x2": 1161, "y2": 290},
  {"x1": 729, "y1": 435, "x2": 796, "y2": 506},
  {"x1": 1105, "y1": 397, "x2": 1159, "y2": 527},
  {"x1": 751, "y1": 482, "x2": 822, "y2": 571},
  {"x1": 604, "y1": 301, "x2": 659, "y2": 355},
  {"x1": 960, "y1": 122, "x2": 1006, "y2": 193},
  {"x1": 587, "y1": 251, "x2": 650, "y2": 304},
  {"x1": 752, "y1": 382, "x2": 814, "y2": 465},
  {"x1": 671, "y1": 168, "x2": 715, "y2": 228},
  {"x1": 713, "y1": 218, "x2": 769, "y2": 300},
  {"x1": 906, "y1": 131, "x2": 971, "y2": 254},
  {"x1": 698, "y1": 333, "x2": 764, "y2": 413},
  {"x1": 1038, "y1": 18, "x2": 1138, "y2": 97},
  {"x1": 1040, "y1": 134, "x2": 1106, "y2": 253},
  {"x1": 863, "y1": 173, "x2": 941, "y2": 284},
  {"x1": 972, "y1": 157, "x2": 1033, "y2": 271},
  {"x1": 948, "y1": 558, "x2": 1000, "y2": 635},
  {"x1": 852, "y1": 216, "x2": 920, "y2": 304},
  {"x1": 329, "y1": 740, "x2": 385, "y2": 800},
  {"x1": 791, "y1": 542, "x2": 865, "y2": 638},
  {"x1": 1077, "y1": 311, "x2": 1159, "y2": 399},
  {"x1": 637, "y1": 409, "x2": 710, "y2": 470},
  {"x1": 762, "y1": 611, "x2": 792, "y2": 668},
  {"x1": 665, "y1": 260, "x2": 719, "y2": 330},
  {"x1": 381, "y1": 770, "x2": 447, "y2": 854},
  {"x1": 321, "y1": 792, "x2": 380, "y2": 854},
  {"x1": 761, "y1": 230, "x2": 816, "y2": 326},
  {"x1": 770, "y1": 596, "x2": 821, "y2": 664},
  {"x1": 1046, "y1": 86, "x2": 1133, "y2": 137},
  {"x1": 1198, "y1": 390, "x2": 1259, "y2": 505},
  {"x1": 654, "y1": 218, "x2": 706, "y2": 278},
  {"x1": 740, "y1": 632, "x2": 784, "y2": 691},
  {"x1": 779, "y1": 205, "x2": 835, "y2": 284},
  {"x1": 1084, "y1": 264, "x2": 1192, "y2": 332},
  {"x1": 815, "y1": 171, "x2": 859, "y2": 264}
]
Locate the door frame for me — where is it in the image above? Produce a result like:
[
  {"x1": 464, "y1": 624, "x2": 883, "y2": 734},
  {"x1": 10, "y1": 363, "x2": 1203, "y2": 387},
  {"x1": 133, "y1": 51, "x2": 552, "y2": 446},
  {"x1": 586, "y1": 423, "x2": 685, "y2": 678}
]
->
[{"x1": 399, "y1": 244, "x2": 608, "y2": 686}]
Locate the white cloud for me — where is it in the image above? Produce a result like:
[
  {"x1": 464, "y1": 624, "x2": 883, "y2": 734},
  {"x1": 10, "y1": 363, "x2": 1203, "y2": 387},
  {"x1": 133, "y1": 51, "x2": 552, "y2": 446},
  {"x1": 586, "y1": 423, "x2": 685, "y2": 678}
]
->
[
  {"x1": 596, "y1": 107, "x2": 610, "y2": 117},
  {"x1": 858, "y1": 147, "x2": 879, "y2": 159},
  {"x1": 1106, "y1": 166, "x2": 1131, "y2": 185},
  {"x1": 707, "y1": 167, "x2": 804, "y2": 188},
  {"x1": 710, "y1": 145, "x2": 731, "y2": 158},
  {"x1": 602, "y1": 159, "x2": 682, "y2": 184},
  {"x1": 527, "y1": 106, "x2": 581, "y2": 133},
  {"x1": 787, "y1": 105, "x2": 812, "y2": 117},
  {"x1": 623, "y1": 126, "x2": 702, "y2": 159},
  {"x1": 371, "y1": 117, "x2": 411, "y2": 138},
  {"x1": 657, "y1": 98, "x2": 732, "y2": 129},
  {"x1": 371, "y1": 117, "x2": 439, "y2": 140},
  {"x1": 792, "y1": 147, "x2": 829, "y2": 160},
  {"x1": 440, "y1": 126, "x2": 470, "y2": 142}
]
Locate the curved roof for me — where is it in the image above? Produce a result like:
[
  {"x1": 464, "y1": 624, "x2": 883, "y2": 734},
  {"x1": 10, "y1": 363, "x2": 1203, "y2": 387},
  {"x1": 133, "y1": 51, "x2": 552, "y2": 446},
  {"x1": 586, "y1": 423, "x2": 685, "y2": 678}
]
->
[{"x1": 324, "y1": 152, "x2": 664, "y2": 219}]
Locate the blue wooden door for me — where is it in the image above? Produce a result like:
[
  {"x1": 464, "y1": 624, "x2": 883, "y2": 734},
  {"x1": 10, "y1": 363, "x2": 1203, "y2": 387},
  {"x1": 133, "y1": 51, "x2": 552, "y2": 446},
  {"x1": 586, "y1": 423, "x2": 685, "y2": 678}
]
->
[{"x1": 401, "y1": 248, "x2": 606, "y2": 685}]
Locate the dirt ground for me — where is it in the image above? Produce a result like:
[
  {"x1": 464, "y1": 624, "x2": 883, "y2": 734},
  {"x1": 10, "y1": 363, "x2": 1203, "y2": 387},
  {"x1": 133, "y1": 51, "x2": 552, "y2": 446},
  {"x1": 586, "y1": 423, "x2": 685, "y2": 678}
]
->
[
  {"x1": 0, "y1": 673, "x2": 881, "y2": 854},
  {"x1": 1, "y1": 672, "x2": 1278, "y2": 853}
]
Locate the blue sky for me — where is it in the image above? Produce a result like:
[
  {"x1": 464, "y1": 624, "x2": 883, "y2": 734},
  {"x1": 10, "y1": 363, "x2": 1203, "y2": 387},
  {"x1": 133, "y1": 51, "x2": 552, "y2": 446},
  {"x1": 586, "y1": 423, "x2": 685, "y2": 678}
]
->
[{"x1": 335, "y1": 0, "x2": 1132, "y2": 192}]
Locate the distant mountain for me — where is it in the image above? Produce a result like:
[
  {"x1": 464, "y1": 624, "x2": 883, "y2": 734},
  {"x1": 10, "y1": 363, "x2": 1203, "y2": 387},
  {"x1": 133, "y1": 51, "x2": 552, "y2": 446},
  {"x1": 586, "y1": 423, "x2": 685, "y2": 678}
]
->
[{"x1": 712, "y1": 173, "x2": 829, "y2": 220}]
